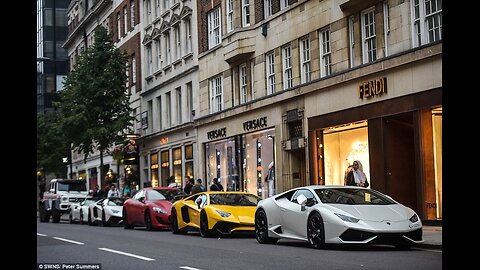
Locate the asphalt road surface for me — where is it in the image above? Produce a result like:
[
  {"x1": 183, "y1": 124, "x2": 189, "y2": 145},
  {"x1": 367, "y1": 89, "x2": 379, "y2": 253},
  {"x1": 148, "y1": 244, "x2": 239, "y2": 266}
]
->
[{"x1": 37, "y1": 220, "x2": 442, "y2": 270}]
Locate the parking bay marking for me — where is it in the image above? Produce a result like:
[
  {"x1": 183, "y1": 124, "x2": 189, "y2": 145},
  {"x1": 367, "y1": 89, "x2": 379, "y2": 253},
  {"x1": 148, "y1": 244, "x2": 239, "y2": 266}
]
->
[
  {"x1": 37, "y1": 233, "x2": 47, "y2": 237},
  {"x1": 179, "y1": 267, "x2": 202, "y2": 270},
  {"x1": 98, "y1": 247, "x2": 156, "y2": 261},
  {"x1": 52, "y1": 237, "x2": 84, "y2": 245}
]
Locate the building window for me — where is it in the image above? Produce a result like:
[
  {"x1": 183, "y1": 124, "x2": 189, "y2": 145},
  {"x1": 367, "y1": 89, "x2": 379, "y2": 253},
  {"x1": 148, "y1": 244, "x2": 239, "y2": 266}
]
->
[
  {"x1": 239, "y1": 64, "x2": 247, "y2": 104},
  {"x1": 155, "y1": 38, "x2": 162, "y2": 70},
  {"x1": 210, "y1": 75, "x2": 223, "y2": 113},
  {"x1": 412, "y1": 0, "x2": 442, "y2": 47},
  {"x1": 174, "y1": 25, "x2": 181, "y2": 60},
  {"x1": 185, "y1": 19, "x2": 192, "y2": 54},
  {"x1": 319, "y1": 28, "x2": 331, "y2": 77},
  {"x1": 361, "y1": 8, "x2": 377, "y2": 64},
  {"x1": 348, "y1": 15, "x2": 355, "y2": 68},
  {"x1": 166, "y1": 91, "x2": 171, "y2": 127},
  {"x1": 131, "y1": 54, "x2": 136, "y2": 84},
  {"x1": 156, "y1": 96, "x2": 162, "y2": 130},
  {"x1": 264, "y1": 0, "x2": 272, "y2": 18},
  {"x1": 280, "y1": 0, "x2": 288, "y2": 10},
  {"x1": 176, "y1": 87, "x2": 182, "y2": 124},
  {"x1": 150, "y1": 152, "x2": 159, "y2": 187},
  {"x1": 117, "y1": 12, "x2": 121, "y2": 39},
  {"x1": 123, "y1": 7, "x2": 128, "y2": 36},
  {"x1": 226, "y1": 0, "x2": 234, "y2": 33},
  {"x1": 130, "y1": 0, "x2": 135, "y2": 29},
  {"x1": 147, "y1": 45, "x2": 153, "y2": 75},
  {"x1": 186, "y1": 82, "x2": 193, "y2": 121},
  {"x1": 165, "y1": 32, "x2": 171, "y2": 65},
  {"x1": 282, "y1": 45, "x2": 292, "y2": 90},
  {"x1": 208, "y1": 7, "x2": 221, "y2": 49},
  {"x1": 146, "y1": 0, "x2": 152, "y2": 24},
  {"x1": 185, "y1": 144, "x2": 194, "y2": 180},
  {"x1": 266, "y1": 52, "x2": 275, "y2": 95},
  {"x1": 300, "y1": 37, "x2": 311, "y2": 84},
  {"x1": 172, "y1": 147, "x2": 182, "y2": 185},
  {"x1": 242, "y1": 0, "x2": 251, "y2": 27}
]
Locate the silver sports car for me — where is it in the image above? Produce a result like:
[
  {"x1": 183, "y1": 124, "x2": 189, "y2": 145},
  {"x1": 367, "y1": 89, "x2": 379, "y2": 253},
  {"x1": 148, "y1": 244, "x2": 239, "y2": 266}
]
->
[
  {"x1": 255, "y1": 186, "x2": 424, "y2": 249},
  {"x1": 88, "y1": 197, "x2": 125, "y2": 226}
]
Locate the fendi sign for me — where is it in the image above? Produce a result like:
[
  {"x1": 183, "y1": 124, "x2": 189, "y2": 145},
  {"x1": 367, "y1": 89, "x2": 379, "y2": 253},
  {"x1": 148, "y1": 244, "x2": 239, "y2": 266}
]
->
[{"x1": 358, "y1": 77, "x2": 387, "y2": 99}]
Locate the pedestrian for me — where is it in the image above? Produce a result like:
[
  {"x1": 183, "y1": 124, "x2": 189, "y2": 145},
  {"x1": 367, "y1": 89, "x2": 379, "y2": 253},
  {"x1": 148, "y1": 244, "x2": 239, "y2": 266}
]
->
[
  {"x1": 345, "y1": 160, "x2": 369, "y2": 187},
  {"x1": 191, "y1": 178, "x2": 205, "y2": 194},
  {"x1": 107, "y1": 184, "x2": 121, "y2": 198},
  {"x1": 92, "y1": 185, "x2": 100, "y2": 197},
  {"x1": 209, "y1": 177, "x2": 224, "y2": 191},
  {"x1": 129, "y1": 183, "x2": 138, "y2": 198},
  {"x1": 184, "y1": 177, "x2": 194, "y2": 194}
]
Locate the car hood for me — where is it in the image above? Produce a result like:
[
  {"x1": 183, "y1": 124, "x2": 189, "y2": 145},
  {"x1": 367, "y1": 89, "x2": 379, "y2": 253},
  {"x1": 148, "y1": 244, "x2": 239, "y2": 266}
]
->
[
  {"x1": 325, "y1": 204, "x2": 410, "y2": 222},
  {"x1": 211, "y1": 205, "x2": 256, "y2": 223},
  {"x1": 149, "y1": 200, "x2": 172, "y2": 209}
]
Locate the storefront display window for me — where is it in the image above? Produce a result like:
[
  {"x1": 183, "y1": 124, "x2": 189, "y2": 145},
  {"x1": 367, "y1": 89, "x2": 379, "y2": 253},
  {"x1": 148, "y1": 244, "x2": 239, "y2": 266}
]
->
[
  {"x1": 432, "y1": 107, "x2": 442, "y2": 219},
  {"x1": 206, "y1": 137, "x2": 238, "y2": 191},
  {"x1": 322, "y1": 121, "x2": 370, "y2": 186},
  {"x1": 173, "y1": 147, "x2": 182, "y2": 185},
  {"x1": 150, "y1": 152, "x2": 159, "y2": 187},
  {"x1": 185, "y1": 145, "x2": 194, "y2": 181},
  {"x1": 161, "y1": 150, "x2": 169, "y2": 186}
]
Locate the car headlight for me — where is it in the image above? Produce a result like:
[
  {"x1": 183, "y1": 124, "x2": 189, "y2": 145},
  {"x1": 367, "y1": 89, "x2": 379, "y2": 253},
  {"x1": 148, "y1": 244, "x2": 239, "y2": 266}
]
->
[
  {"x1": 216, "y1": 210, "x2": 231, "y2": 217},
  {"x1": 335, "y1": 213, "x2": 360, "y2": 223},
  {"x1": 111, "y1": 209, "x2": 120, "y2": 214},
  {"x1": 409, "y1": 213, "x2": 419, "y2": 223},
  {"x1": 152, "y1": 207, "x2": 167, "y2": 214},
  {"x1": 62, "y1": 197, "x2": 68, "y2": 202}
]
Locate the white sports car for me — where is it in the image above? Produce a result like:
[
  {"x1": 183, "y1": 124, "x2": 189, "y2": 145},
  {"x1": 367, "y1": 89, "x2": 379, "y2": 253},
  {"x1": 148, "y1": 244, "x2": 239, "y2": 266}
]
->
[
  {"x1": 69, "y1": 197, "x2": 101, "y2": 224},
  {"x1": 255, "y1": 186, "x2": 424, "y2": 249},
  {"x1": 87, "y1": 197, "x2": 125, "y2": 226}
]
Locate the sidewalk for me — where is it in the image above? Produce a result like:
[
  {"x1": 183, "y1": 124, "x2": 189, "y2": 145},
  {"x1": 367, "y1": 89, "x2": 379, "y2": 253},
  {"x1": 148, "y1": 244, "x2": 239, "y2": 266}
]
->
[{"x1": 420, "y1": 225, "x2": 442, "y2": 249}]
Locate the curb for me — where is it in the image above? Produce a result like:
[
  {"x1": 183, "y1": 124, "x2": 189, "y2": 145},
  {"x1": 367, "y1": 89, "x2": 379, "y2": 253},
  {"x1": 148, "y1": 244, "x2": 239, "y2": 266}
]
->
[{"x1": 418, "y1": 243, "x2": 442, "y2": 250}]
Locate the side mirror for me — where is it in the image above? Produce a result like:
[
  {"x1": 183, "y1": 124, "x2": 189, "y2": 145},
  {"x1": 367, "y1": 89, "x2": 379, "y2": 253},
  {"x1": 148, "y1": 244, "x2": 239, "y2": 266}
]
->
[
  {"x1": 49, "y1": 188, "x2": 55, "y2": 193},
  {"x1": 297, "y1": 194, "x2": 307, "y2": 211}
]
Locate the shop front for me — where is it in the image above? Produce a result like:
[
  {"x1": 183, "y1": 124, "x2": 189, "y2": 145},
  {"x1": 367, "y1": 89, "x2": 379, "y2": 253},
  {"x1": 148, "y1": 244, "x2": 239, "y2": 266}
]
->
[
  {"x1": 307, "y1": 81, "x2": 442, "y2": 221},
  {"x1": 198, "y1": 113, "x2": 280, "y2": 199}
]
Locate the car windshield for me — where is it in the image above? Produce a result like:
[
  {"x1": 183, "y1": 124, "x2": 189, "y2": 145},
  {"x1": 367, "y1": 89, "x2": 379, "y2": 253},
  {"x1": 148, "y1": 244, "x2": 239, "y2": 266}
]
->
[
  {"x1": 209, "y1": 193, "x2": 260, "y2": 206},
  {"x1": 107, "y1": 198, "x2": 125, "y2": 206},
  {"x1": 57, "y1": 182, "x2": 87, "y2": 192},
  {"x1": 314, "y1": 188, "x2": 396, "y2": 205},
  {"x1": 149, "y1": 189, "x2": 186, "y2": 202}
]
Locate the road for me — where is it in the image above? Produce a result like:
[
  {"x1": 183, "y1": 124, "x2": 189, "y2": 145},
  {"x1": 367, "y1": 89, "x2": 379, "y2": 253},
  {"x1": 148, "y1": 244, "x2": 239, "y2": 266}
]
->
[{"x1": 37, "y1": 220, "x2": 441, "y2": 270}]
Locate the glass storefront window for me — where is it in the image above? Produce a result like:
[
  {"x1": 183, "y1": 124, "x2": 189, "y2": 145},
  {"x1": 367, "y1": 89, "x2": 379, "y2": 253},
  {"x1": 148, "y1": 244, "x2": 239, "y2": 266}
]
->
[
  {"x1": 432, "y1": 107, "x2": 442, "y2": 219},
  {"x1": 323, "y1": 121, "x2": 370, "y2": 186},
  {"x1": 185, "y1": 145, "x2": 194, "y2": 181},
  {"x1": 206, "y1": 137, "x2": 238, "y2": 191},
  {"x1": 150, "y1": 152, "x2": 159, "y2": 187},
  {"x1": 173, "y1": 147, "x2": 182, "y2": 186},
  {"x1": 161, "y1": 150, "x2": 170, "y2": 186}
]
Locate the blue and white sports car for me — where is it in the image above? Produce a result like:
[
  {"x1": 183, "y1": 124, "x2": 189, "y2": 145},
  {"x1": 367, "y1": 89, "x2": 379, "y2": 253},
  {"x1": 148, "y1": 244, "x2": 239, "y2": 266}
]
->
[{"x1": 255, "y1": 186, "x2": 423, "y2": 249}]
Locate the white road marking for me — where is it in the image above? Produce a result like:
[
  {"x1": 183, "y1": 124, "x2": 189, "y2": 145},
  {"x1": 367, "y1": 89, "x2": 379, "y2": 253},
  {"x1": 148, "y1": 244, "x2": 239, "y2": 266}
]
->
[
  {"x1": 179, "y1": 267, "x2": 202, "y2": 270},
  {"x1": 37, "y1": 233, "x2": 47, "y2": 236},
  {"x1": 98, "y1": 247, "x2": 156, "y2": 261},
  {"x1": 52, "y1": 237, "x2": 84, "y2": 245}
]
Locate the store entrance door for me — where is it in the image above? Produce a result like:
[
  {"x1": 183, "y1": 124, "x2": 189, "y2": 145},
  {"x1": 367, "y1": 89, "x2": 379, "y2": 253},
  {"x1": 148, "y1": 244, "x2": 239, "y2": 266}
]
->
[{"x1": 383, "y1": 113, "x2": 417, "y2": 211}]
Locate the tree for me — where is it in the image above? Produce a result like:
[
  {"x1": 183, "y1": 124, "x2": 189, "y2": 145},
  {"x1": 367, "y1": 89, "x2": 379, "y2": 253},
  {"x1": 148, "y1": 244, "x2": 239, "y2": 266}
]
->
[
  {"x1": 37, "y1": 110, "x2": 70, "y2": 178},
  {"x1": 57, "y1": 26, "x2": 134, "y2": 186}
]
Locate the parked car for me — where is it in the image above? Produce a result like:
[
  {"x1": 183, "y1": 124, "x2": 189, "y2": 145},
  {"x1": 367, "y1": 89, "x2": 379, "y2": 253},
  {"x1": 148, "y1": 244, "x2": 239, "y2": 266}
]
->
[
  {"x1": 255, "y1": 185, "x2": 424, "y2": 249},
  {"x1": 123, "y1": 187, "x2": 186, "y2": 230},
  {"x1": 87, "y1": 197, "x2": 125, "y2": 226},
  {"x1": 69, "y1": 196, "x2": 102, "y2": 224},
  {"x1": 170, "y1": 191, "x2": 261, "y2": 237}
]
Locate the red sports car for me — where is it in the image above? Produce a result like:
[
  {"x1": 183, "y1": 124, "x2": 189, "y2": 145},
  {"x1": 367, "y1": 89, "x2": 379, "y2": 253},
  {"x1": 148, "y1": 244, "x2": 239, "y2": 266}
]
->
[{"x1": 123, "y1": 187, "x2": 186, "y2": 230}]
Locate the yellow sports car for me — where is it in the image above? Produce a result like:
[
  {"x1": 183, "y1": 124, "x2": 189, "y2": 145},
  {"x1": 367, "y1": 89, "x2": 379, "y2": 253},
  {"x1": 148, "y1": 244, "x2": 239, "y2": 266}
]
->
[{"x1": 170, "y1": 191, "x2": 261, "y2": 237}]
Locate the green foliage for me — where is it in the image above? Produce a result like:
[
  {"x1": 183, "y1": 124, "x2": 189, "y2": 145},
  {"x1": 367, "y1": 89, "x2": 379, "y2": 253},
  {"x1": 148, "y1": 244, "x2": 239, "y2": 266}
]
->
[
  {"x1": 57, "y1": 26, "x2": 134, "y2": 163},
  {"x1": 37, "y1": 111, "x2": 69, "y2": 177}
]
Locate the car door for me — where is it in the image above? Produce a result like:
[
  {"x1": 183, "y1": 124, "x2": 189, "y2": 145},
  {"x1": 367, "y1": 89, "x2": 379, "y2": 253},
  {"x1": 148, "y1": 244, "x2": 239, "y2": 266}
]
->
[
  {"x1": 281, "y1": 189, "x2": 318, "y2": 238},
  {"x1": 129, "y1": 190, "x2": 146, "y2": 225}
]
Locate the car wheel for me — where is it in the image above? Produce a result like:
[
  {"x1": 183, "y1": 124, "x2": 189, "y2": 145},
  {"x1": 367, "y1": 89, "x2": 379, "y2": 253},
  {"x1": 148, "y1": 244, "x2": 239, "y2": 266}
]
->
[
  {"x1": 307, "y1": 212, "x2": 326, "y2": 249},
  {"x1": 101, "y1": 210, "x2": 109, "y2": 227},
  {"x1": 88, "y1": 209, "x2": 93, "y2": 226},
  {"x1": 52, "y1": 208, "x2": 61, "y2": 223},
  {"x1": 200, "y1": 211, "x2": 212, "y2": 238},
  {"x1": 79, "y1": 211, "x2": 84, "y2": 225},
  {"x1": 170, "y1": 208, "x2": 182, "y2": 234},
  {"x1": 123, "y1": 208, "x2": 133, "y2": 229},
  {"x1": 145, "y1": 210, "x2": 153, "y2": 231},
  {"x1": 39, "y1": 204, "x2": 49, "y2": 222},
  {"x1": 69, "y1": 212, "x2": 74, "y2": 224},
  {"x1": 255, "y1": 209, "x2": 278, "y2": 244}
]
